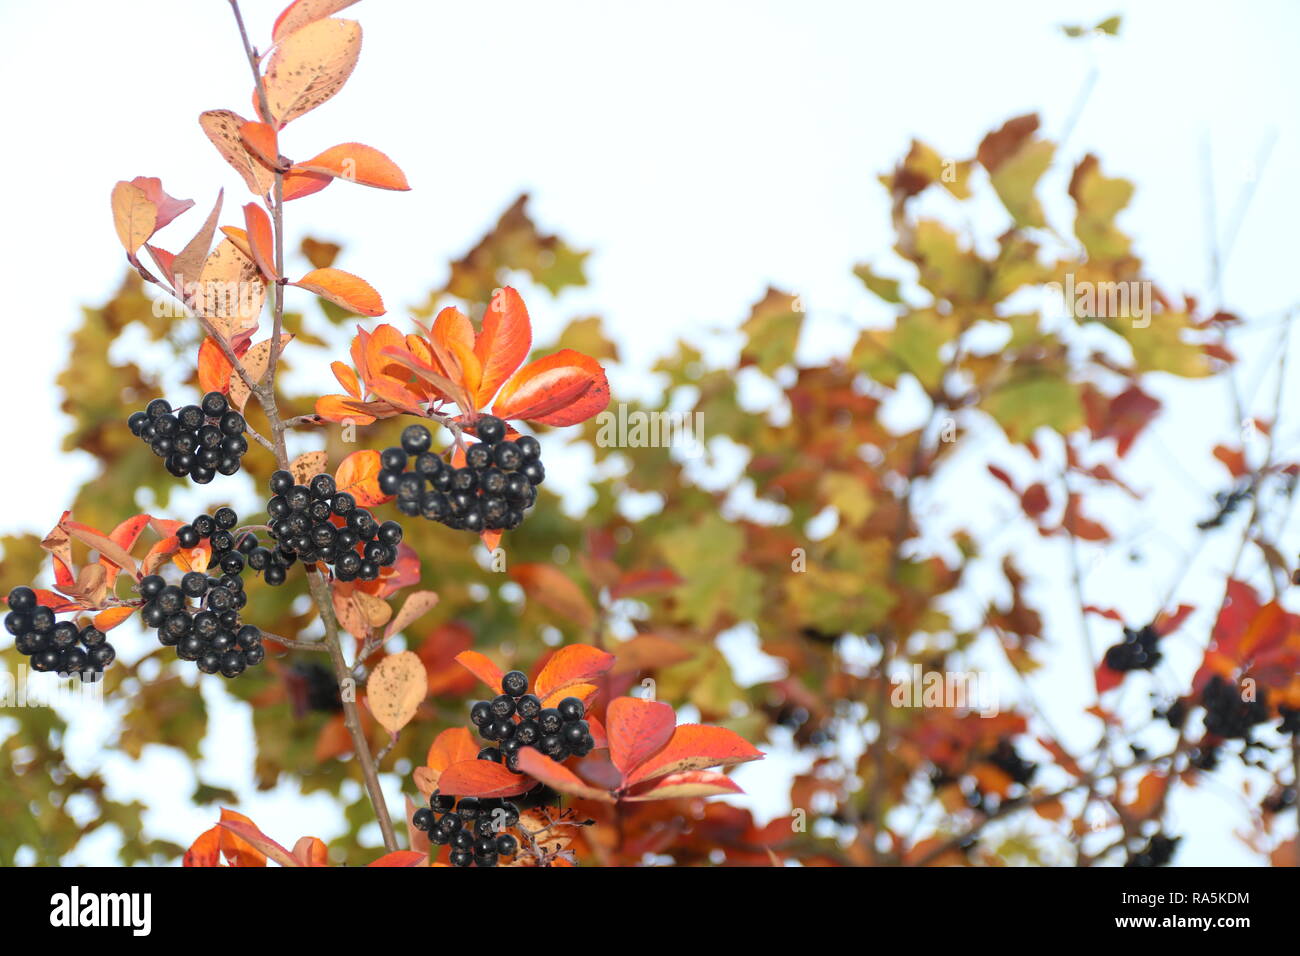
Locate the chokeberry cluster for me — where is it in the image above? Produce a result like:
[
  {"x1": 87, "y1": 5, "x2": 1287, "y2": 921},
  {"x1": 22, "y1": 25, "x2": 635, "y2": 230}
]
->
[
  {"x1": 140, "y1": 508, "x2": 263, "y2": 678},
  {"x1": 1103, "y1": 623, "x2": 1161, "y2": 672},
  {"x1": 470, "y1": 670, "x2": 595, "y2": 771},
  {"x1": 412, "y1": 793, "x2": 521, "y2": 867},
  {"x1": 380, "y1": 418, "x2": 544, "y2": 533},
  {"x1": 127, "y1": 393, "x2": 249, "y2": 484},
  {"x1": 4, "y1": 586, "x2": 117, "y2": 679},
  {"x1": 1200, "y1": 674, "x2": 1270, "y2": 740},
  {"x1": 259, "y1": 470, "x2": 404, "y2": 584},
  {"x1": 1125, "y1": 832, "x2": 1180, "y2": 867}
]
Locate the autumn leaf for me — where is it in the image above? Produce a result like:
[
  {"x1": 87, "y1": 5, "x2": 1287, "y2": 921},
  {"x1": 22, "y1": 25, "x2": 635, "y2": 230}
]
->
[
  {"x1": 509, "y1": 563, "x2": 596, "y2": 630},
  {"x1": 335, "y1": 449, "x2": 390, "y2": 505},
  {"x1": 474, "y1": 286, "x2": 532, "y2": 407},
  {"x1": 228, "y1": 334, "x2": 293, "y2": 412},
  {"x1": 261, "y1": 17, "x2": 362, "y2": 127},
  {"x1": 293, "y1": 268, "x2": 384, "y2": 316},
  {"x1": 199, "y1": 110, "x2": 275, "y2": 195},
  {"x1": 289, "y1": 450, "x2": 328, "y2": 486},
  {"x1": 492, "y1": 349, "x2": 610, "y2": 426},
  {"x1": 243, "y1": 203, "x2": 278, "y2": 280},
  {"x1": 436, "y1": 759, "x2": 535, "y2": 798},
  {"x1": 367, "y1": 651, "x2": 427, "y2": 734},
  {"x1": 297, "y1": 142, "x2": 410, "y2": 190},
  {"x1": 622, "y1": 723, "x2": 764, "y2": 788},
  {"x1": 93, "y1": 606, "x2": 136, "y2": 632},
  {"x1": 273, "y1": 0, "x2": 361, "y2": 42},
  {"x1": 605, "y1": 697, "x2": 676, "y2": 777},
  {"x1": 532, "y1": 644, "x2": 615, "y2": 699}
]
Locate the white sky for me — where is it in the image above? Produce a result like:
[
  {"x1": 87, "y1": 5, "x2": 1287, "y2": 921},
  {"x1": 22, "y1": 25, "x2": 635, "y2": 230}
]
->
[{"x1": 1, "y1": 0, "x2": 1298, "y2": 865}]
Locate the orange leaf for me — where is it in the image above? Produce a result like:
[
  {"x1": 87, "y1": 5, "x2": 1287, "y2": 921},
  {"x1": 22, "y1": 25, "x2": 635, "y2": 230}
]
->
[
  {"x1": 623, "y1": 723, "x2": 763, "y2": 788},
  {"x1": 218, "y1": 809, "x2": 269, "y2": 867},
  {"x1": 331, "y1": 360, "x2": 361, "y2": 398},
  {"x1": 1126, "y1": 771, "x2": 1168, "y2": 819},
  {"x1": 292, "y1": 836, "x2": 330, "y2": 867},
  {"x1": 509, "y1": 564, "x2": 596, "y2": 631},
  {"x1": 261, "y1": 17, "x2": 362, "y2": 126},
  {"x1": 293, "y1": 268, "x2": 384, "y2": 316},
  {"x1": 242, "y1": 202, "x2": 278, "y2": 280},
  {"x1": 92, "y1": 606, "x2": 137, "y2": 632},
  {"x1": 217, "y1": 816, "x2": 297, "y2": 867},
  {"x1": 199, "y1": 110, "x2": 275, "y2": 195},
  {"x1": 540, "y1": 682, "x2": 599, "y2": 710},
  {"x1": 492, "y1": 349, "x2": 610, "y2": 426},
  {"x1": 298, "y1": 142, "x2": 410, "y2": 190},
  {"x1": 622, "y1": 769, "x2": 744, "y2": 801},
  {"x1": 282, "y1": 167, "x2": 333, "y2": 201},
  {"x1": 335, "y1": 449, "x2": 391, "y2": 506},
  {"x1": 454, "y1": 649, "x2": 505, "y2": 693},
  {"x1": 61, "y1": 517, "x2": 138, "y2": 578},
  {"x1": 435, "y1": 759, "x2": 535, "y2": 798},
  {"x1": 605, "y1": 697, "x2": 676, "y2": 778},
  {"x1": 228, "y1": 334, "x2": 293, "y2": 413},
  {"x1": 239, "y1": 121, "x2": 281, "y2": 170},
  {"x1": 273, "y1": 0, "x2": 361, "y2": 43},
  {"x1": 514, "y1": 748, "x2": 616, "y2": 803},
  {"x1": 183, "y1": 826, "x2": 222, "y2": 867},
  {"x1": 425, "y1": 727, "x2": 481, "y2": 776},
  {"x1": 474, "y1": 287, "x2": 532, "y2": 406},
  {"x1": 532, "y1": 643, "x2": 616, "y2": 700},
  {"x1": 315, "y1": 394, "x2": 387, "y2": 425},
  {"x1": 367, "y1": 850, "x2": 427, "y2": 867}
]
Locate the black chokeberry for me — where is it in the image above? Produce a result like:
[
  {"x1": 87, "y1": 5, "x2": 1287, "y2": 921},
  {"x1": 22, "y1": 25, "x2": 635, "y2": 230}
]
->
[
  {"x1": 490, "y1": 694, "x2": 517, "y2": 719},
  {"x1": 475, "y1": 415, "x2": 506, "y2": 443},
  {"x1": 470, "y1": 701, "x2": 492, "y2": 727},
  {"x1": 537, "y1": 708, "x2": 563, "y2": 735},
  {"x1": 401, "y1": 424, "x2": 433, "y2": 455},
  {"x1": 516, "y1": 694, "x2": 541, "y2": 719},
  {"x1": 380, "y1": 447, "x2": 408, "y2": 472},
  {"x1": 412, "y1": 808, "x2": 433, "y2": 831},
  {"x1": 466, "y1": 444, "x2": 492, "y2": 470},
  {"x1": 557, "y1": 697, "x2": 585, "y2": 722},
  {"x1": 502, "y1": 670, "x2": 528, "y2": 698}
]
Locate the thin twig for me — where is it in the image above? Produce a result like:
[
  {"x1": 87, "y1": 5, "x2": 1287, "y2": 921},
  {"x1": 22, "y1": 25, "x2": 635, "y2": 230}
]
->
[{"x1": 226, "y1": 0, "x2": 398, "y2": 854}]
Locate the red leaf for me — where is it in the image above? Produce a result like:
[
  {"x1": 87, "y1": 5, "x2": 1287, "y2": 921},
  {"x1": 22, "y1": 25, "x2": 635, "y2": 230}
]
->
[
  {"x1": 608, "y1": 568, "x2": 684, "y2": 600},
  {"x1": 474, "y1": 287, "x2": 532, "y2": 407},
  {"x1": 183, "y1": 826, "x2": 222, "y2": 867},
  {"x1": 605, "y1": 697, "x2": 676, "y2": 779},
  {"x1": 514, "y1": 748, "x2": 617, "y2": 803},
  {"x1": 492, "y1": 349, "x2": 610, "y2": 426},
  {"x1": 622, "y1": 769, "x2": 745, "y2": 801},
  {"x1": 623, "y1": 724, "x2": 764, "y2": 788},
  {"x1": 218, "y1": 809, "x2": 270, "y2": 867},
  {"x1": 532, "y1": 643, "x2": 616, "y2": 700},
  {"x1": 1213, "y1": 444, "x2": 1249, "y2": 478},
  {"x1": 1153, "y1": 604, "x2": 1195, "y2": 637},
  {"x1": 435, "y1": 759, "x2": 535, "y2": 798},
  {"x1": 293, "y1": 836, "x2": 329, "y2": 867}
]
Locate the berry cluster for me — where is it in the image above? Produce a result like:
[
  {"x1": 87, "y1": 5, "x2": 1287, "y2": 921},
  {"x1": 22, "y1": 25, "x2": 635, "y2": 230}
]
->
[
  {"x1": 128, "y1": 394, "x2": 249, "y2": 484},
  {"x1": 4, "y1": 586, "x2": 117, "y2": 679},
  {"x1": 140, "y1": 508, "x2": 263, "y2": 678},
  {"x1": 987, "y1": 739, "x2": 1037, "y2": 787},
  {"x1": 381, "y1": 419, "x2": 544, "y2": 533},
  {"x1": 1103, "y1": 623, "x2": 1161, "y2": 672},
  {"x1": 412, "y1": 793, "x2": 521, "y2": 867},
  {"x1": 259, "y1": 471, "x2": 404, "y2": 584},
  {"x1": 1125, "y1": 832, "x2": 1180, "y2": 867},
  {"x1": 1201, "y1": 674, "x2": 1270, "y2": 740},
  {"x1": 470, "y1": 670, "x2": 595, "y2": 771}
]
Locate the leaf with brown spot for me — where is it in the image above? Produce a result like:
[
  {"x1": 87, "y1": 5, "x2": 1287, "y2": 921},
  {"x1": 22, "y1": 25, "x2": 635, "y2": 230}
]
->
[
  {"x1": 261, "y1": 17, "x2": 362, "y2": 126},
  {"x1": 289, "y1": 450, "x2": 328, "y2": 486},
  {"x1": 199, "y1": 110, "x2": 275, "y2": 194},
  {"x1": 366, "y1": 650, "x2": 426, "y2": 734},
  {"x1": 228, "y1": 334, "x2": 293, "y2": 412}
]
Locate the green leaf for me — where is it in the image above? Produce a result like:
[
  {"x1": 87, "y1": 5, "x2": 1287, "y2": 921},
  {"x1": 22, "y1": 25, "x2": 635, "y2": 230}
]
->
[{"x1": 982, "y1": 371, "x2": 1084, "y2": 443}]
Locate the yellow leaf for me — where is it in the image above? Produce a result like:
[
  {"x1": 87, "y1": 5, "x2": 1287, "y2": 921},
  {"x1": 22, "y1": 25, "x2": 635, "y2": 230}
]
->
[{"x1": 367, "y1": 651, "x2": 427, "y2": 734}]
